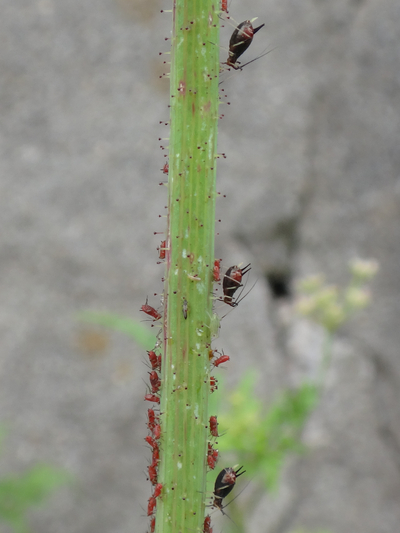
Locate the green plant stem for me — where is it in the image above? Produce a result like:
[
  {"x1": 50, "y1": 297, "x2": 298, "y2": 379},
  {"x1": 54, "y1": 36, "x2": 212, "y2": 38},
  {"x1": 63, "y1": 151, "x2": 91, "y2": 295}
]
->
[{"x1": 156, "y1": 1, "x2": 220, "y2": 532}]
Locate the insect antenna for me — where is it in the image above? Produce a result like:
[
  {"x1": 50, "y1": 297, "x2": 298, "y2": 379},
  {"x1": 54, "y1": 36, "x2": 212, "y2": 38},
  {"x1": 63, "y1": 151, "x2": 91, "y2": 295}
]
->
[
  {"x1": 235, "y1": 45, "x2": 278, "y2": 70},
  {"x1": 227, "y1": 278, "x2": 258, "y2": 310}
]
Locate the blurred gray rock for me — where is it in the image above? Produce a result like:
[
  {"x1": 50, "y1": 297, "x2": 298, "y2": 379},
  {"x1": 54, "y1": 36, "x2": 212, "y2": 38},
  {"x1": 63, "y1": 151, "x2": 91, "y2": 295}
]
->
[{"x1": 0, "y1": 0, "x2": 399, "y2": 532}]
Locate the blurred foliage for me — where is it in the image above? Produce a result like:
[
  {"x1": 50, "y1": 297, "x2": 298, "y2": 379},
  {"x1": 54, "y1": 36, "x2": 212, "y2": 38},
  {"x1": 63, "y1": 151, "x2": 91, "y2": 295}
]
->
[
  {"x1": 295, "y1": 258, "x2": 378, "y2": 374},
  {"x1": 77, "y1": 310, "x2": 156, "y2": 350},
  {"x1": 0, "y1": 429, "x2": 71, "y2": 533},
  {"x1": 295, "y1": 258, "x2": 378, "y2": 333},
  {"x1": 216, "y1": 372, "x2": 318, "y2": 490}
]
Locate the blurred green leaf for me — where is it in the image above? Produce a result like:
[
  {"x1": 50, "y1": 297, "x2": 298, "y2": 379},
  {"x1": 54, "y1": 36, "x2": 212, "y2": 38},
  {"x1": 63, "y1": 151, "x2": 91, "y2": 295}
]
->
[
  {"x1": 0, "y1": 464, "x2": 71, "y2": 533},
  {"x1": 295, "y1": 259, "x2": 378, "y2": 333},
  {"x1": 218, "y1": 372, "x2": 318, "y2": 490},
  {"x1": 76, "y1": 311, "x2": 156, "y2": 350}
]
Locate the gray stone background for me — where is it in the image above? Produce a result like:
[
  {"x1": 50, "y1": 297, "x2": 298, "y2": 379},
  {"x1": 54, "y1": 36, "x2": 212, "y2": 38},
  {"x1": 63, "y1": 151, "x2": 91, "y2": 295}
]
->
[{"x1": 1, "y1": 0, "x2": 399, "y2": 532}]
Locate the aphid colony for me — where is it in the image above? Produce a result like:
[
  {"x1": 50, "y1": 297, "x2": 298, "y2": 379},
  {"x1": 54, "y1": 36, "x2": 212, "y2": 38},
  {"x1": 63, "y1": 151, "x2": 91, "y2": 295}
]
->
[
  {"x1": 142, "y1": 4, "x2": 261, "y2": 531},
  {"x1": 142, "y1": 261, "x2": 250, "y2": 530}
]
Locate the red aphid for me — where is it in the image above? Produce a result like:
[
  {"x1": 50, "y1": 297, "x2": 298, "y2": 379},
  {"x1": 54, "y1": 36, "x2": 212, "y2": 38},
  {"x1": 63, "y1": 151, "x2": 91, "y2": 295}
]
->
[
  {"x1": 207, "y1": 443, "x2": 219, "y2": 470},
  {"x1": 159, "y1": 240, "x2": 166, "y2": 260},
  {"x1": 204, "y1": 515, "x2": 213, "y2": 533},
  {"x1": 153, "y1": 483, "x2": 163, "y2": 498},
  {"x1": 222, "y1": 263, "x2": 251, "y2": 306},
  {"x1": 149, "y1": 371, "x2": 161, "y2": 393},
  {"x1": 144, "y1": 394, "x2": 160, "y2": 404},
  {"x1": 213, "y1": 354, "x2": 230, "y2": 368},
  {"x1": 148, "y1": 464, "x2": 158, "y2": 485},
  {"x1": 210, "y1": 376, "x2": 217, "y2": 393},
  {"x1": 147, "y1": 351, "x2": 161, "y2": 371},
  {"x1": 147, "y1": 408, "x2": 158, "y2": 432},
  {"x1": 209, "y1": 416, "x2": 219, "y2": 437},
  {"x1": 153, "y1": 424, "x2": 161, "y2": 440},
  {"x1": 149, "y1": 516, "x2": 156, "y2": 533},
  {"x1": 209, "y1": 443, "x2": 218, "y2": 460},
  {"x1": 147, "y1": 496, "x2": 156, "y2": 516},
  {"x1": 162, "y1": 162, "x2": 169, "y2": 174},
  {"x1": 152, "y1": 447, "x2": 160, "y2": 466},
  {"x1": 147, "y1": 408, "x2": 156, "y2": 427},
  {"x1": 208, "y1": 454, "x2": 216, "y2": 470},
  {"x1": 213, "y1": 259, "x2": 221, "y2": 282},
  {"x1": 145, "y1": 435, "x2": 158, "y2": 450},
  {"x1": 221, "y1": 0, "x2": 228, "y2": 13},
  {"x1": 141, "y1": 298, "x2": 162, "y2": 321}
]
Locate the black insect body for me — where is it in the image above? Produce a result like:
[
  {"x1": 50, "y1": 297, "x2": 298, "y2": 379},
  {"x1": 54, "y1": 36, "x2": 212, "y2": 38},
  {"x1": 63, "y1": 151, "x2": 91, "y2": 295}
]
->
[
  {"x1": 222, "y1": 264, "x2": 251, "y2": 306},
  {"x1": 213, "y1": 466, "x2": 245, "y2": 513},
  {"x1": 226, "y1": 20, "x2": 265, "y2": 69}
]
